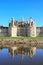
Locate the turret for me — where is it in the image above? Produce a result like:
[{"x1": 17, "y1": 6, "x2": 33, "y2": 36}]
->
[
  {"x1": 29, "y1": 17, "x2": 36, "y2": 37},
  {"x1": 27, "y1": 17, "x2": 36, "y2": 37},
  {"x1": 11, "y1": 17, "x2": 15, "y2": 27},
  {"x1": 29, "y1": 17, "x2": 33, "y2": 26},
  {"x1": 29, "y1": 17, "x2": 33, "y2": 22},
  {"x1": 21, "y1": 17, "x2": 25, "y2": 26},
  {"x1": 8, "y1": 17, "x2": 17, "y2": 37}
]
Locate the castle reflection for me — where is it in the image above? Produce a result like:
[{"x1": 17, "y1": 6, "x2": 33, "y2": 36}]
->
[{"x1": 8, "y1": 46, "x2": 36, "y2": 59}]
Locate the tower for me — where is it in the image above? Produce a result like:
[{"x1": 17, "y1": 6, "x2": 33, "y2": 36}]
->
[
  {"x1": 8, "y1": 17, "x2": 17, "y2": 37},
  {"x1": 29, "y1": 17, "x2": 36, "y2": 37},
  {"x1": 27, "y1": 17, "x2": 36, "y2": 37}
]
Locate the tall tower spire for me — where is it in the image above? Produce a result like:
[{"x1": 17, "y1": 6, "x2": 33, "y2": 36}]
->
[
  {"x1": 21, "y1": 17, "x2": 25, "y2": 26},
  {"x1": 11, "y1": 17, "x2": 15, "y2": 27},
  {"x1": 29, "y1": 17, "x2": 33, "y2": 26},
  {"x1": 21, "y1": 17, "x2": 24, "y2": 22},
  {"x1": 29, "y1": 17, "x2": 33, "y2": 22},
  {"x1": 8, "y1": 17, "x2": 17, "y2": 37}
]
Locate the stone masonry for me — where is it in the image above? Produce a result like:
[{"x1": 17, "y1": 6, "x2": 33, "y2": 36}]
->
[{"x1": 0, "y1": 17, "x2": 43, "y2": 37}]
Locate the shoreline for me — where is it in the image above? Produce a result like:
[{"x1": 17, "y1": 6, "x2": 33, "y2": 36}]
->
[{"x1": 0, "y1": 39, "x2": 43, "y2": 48}]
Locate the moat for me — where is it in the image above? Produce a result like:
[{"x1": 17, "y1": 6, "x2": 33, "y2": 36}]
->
[{"x1": 0, "y1": 43, "x2": 43, "y2": 65}]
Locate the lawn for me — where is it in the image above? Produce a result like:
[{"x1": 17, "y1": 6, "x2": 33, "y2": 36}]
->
[{"x1": 0, "y1": 36, "x2": 43, "y2": 40}]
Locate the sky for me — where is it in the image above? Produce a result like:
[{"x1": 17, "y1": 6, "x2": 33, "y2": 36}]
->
[{"x1": 0, "y1": 0, "x2": 43, "y2": 26}]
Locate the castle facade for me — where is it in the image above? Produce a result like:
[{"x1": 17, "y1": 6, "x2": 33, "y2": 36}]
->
[{"x1": 0, "y1": 17, "x2": 43, "y2": 37}]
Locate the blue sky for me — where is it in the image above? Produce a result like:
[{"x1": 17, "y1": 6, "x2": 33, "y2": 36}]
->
[{"x1": 0, "y1": 0, "x2": 43, "y2": 26}]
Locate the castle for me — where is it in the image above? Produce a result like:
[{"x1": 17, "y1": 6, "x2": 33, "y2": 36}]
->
[{"x1": 0, "y1": 17, "x2": 43, "y2": 37}]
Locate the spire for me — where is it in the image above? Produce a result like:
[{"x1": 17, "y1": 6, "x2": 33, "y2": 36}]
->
[
  {"x1": 21, "y1": 17, "x2": 25, "y2": 26},
  {"x1": 29, "y1": 17, "x2": 33, "y2": 22},
  {"x1": 12, "y1": 17, "x2": 15, "y2": 22},
  {"x1": 11, "y1": 17, "x2": 15, "y2": 27},
  {"x1": 21, "y1": 17, "x2": 24, "y2": 22},
  {"x1": 29, "y1": 17, "x2": 33, "y2": 26},
  {"x1": 8, "y1": 19, "x2": 11, "y2": 27}
]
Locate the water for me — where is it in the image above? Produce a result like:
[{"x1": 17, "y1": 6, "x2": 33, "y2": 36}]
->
[{"x1": 0, "y1": 46, "x2": 43, "y2": 65}]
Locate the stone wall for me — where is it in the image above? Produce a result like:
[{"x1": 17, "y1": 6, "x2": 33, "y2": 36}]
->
[
  {"x1": 11, "y1": 26, "x2": 17, "y2": 37},
  {"x1": 0, "y1": 26, "x2": 43, "y2": 37},
  {"x1": 17, "y1": 27, "x2": 26, "y2": 36},
  {"x1": 26, "y1": 27, "x2": 30, "y2": 36},
  {"x1": 8, "y1": 26, "x2": 17, "y2": 37},
  {"x1": 0, "y1": 39, "x2": 43, "y2": 48},
  {"x1": 27, "y1": 25, "x2": 36, "y2": 37},
  {"x1": 0, "y1": 28, "x2": 8, "y2": 36},
  {"x1": 30, "y1": 26, "x2": 36, "y2": 37},
  {"x1": 36, "y1": 27, "x2": 43, "y2": 36}
]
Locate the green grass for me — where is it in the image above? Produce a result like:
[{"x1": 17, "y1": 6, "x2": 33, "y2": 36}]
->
[{"x1": 0, "y1": 36, "x2": 43, "y2": 40}]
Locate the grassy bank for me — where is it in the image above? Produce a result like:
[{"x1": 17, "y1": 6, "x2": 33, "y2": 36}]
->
[{"x1": 0, "y1": 36, "x2": 43, "y2": 40}]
